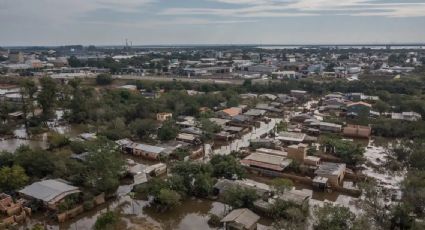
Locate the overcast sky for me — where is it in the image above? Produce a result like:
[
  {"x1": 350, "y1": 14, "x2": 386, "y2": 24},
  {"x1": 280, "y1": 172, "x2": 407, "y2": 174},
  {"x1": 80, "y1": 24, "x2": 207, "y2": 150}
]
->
[{"x1": 1, "y1": 0, "x2": 425, "y2": 46}]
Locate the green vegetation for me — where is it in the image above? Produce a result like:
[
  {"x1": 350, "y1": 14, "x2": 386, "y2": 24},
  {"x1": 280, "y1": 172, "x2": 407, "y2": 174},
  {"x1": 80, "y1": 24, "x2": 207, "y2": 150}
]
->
[
  {"x1": 96, "y1": 73, "x2": 113, "y2": 85},
  {"x1": 0, "y1": 165, "x2": 29, "y2": 192},
  {"x1": 223, "y1": 186, "x2": 258, "y2": 209},
  {"x1": 94, "y1": 211, "x2": 120, "y2": 230},
  {"x1": 321, "y1": 136, "x2": 365, "y2": 165}
]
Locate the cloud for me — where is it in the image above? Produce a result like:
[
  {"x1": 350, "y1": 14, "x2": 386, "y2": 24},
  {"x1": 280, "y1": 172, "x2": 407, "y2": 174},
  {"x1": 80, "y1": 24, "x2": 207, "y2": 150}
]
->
[{"x1": 162, "y1": 0, "x2": 425, "y2": 18}]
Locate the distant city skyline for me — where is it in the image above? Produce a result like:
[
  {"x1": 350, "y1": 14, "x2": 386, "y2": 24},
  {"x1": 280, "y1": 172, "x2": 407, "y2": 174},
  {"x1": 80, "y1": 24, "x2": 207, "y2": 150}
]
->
[{"x1": 1, "y1": 0, "x2": 425, "y2": 46}]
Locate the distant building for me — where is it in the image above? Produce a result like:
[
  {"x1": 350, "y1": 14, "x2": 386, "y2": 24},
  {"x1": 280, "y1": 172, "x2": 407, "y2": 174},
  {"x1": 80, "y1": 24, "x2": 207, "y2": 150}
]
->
[
  {"x1": 156, "y1": 112, "x2": 172, "y2": 122},
  {"x1": 8, "y1": 51, "x2": 24, "y2": 63},
  {"x1": 343, "y1": 125, "x2": 371, "y2": 138},
  {"x1": 290, "y1": 90, "x2": 308, "y2": 99},
  {"x1": 391, "y1": 112, "x2": 422, "y2": 122}
]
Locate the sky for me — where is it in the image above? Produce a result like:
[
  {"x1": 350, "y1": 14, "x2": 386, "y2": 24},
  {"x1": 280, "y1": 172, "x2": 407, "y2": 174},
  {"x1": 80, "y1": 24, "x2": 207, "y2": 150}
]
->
[{"x1": 0, "y1": 0, "x2": 425, "y2": 46}]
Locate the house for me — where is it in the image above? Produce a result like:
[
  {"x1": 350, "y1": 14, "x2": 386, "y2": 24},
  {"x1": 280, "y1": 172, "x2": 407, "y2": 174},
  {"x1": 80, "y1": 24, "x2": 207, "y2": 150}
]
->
[
  {"x1": 241, "y1": 152, "x2": 292, "y2": 172},
  {"x1": 126, "y1": 160, "x2": 149, "y2": 185},
  {"x1": 19, "y1": 179, "x2": 81, "y2": 210},
  {"x1": 277, "y1": 189, "x2": 310, "y2": 207},
  {"x1": 221, "y1": 208, "x2": 260, "y2": 230},
  {"x1": 258, "y1": 94, "x2": 277, "y2": 101},
  {"x1": 213, "y1": 179, "x2": 271, "y2": 198},
  {"x1": 215, "y1": 131, "x2": 235, "y2": 141},
  {"x1": 346, "y1": 101, "x2": 372, "y2": 117},
  {"x1": 244, "y1": 109, "x2": 267, "y2": 118},
  {"x1": 318, "y1": 122, "x2": 342, "y2": 133},
  {"x1": 313, "y1": 176, "x2": 329, "y2": 191},
  {"x1": 240, "y1": 93, "x2": 258, "y2": 100},
  {"x1": 290, "y1": 90, "x2": 307, "y2": 99},
  {"x1": 286, "y1": 144, "x2": 308, "y2": 162},
  {"x1": 254, "y1": 189, "x2": 310, "y2": 213},
  {"x1": 314, "y1": 163, "x2": 346, "y2": 187},
  {"x1": 217, "y1": 107, "x2": 243, "y2": 119},
  {"x1": 126, "y1": 142, "x2": 167, "y2": 160},
  {"x1": 231, "y1": 115, "x2": 254, "y2": 125},
  {"x1": 176, "y1": 133, "x2": 200, "y2": 144},
  {"x1": 343, "y1": 125, "x2": 371, "y2": 138},
  {"x1": 276, "y1": 131, "x2": 306, "y2": 144},
  {"x1": 209, "y1": 118, "x2": 231, "y2": 127},
  {"x1": 391, "y1": 112, "x2": 422, "y2": 122},
  {"x1": 255, "y1": 148, "x2": 287, "y2": 157},
  {"x1": 156, "y1": 112, "x2": 172, "y2": 122},
  {"x1": 277, "y1": 94, "x2": 296, "y2": 104},
  {"x1": 145, "y1": 163, "x2": 167, "y2": 176},
  {"x1": 176, "y1": 116, "x2": 197, "y2": 128}
]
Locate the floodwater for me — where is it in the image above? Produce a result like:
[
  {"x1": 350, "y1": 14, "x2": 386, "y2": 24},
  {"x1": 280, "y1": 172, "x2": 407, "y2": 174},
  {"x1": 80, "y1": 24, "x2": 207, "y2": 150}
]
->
[
  {"x1": 0, "y1": 110, "x2": 82, "y2": 153},
  {"x1": 26, "y1": 197, "x2": 272, "y2": 230}
]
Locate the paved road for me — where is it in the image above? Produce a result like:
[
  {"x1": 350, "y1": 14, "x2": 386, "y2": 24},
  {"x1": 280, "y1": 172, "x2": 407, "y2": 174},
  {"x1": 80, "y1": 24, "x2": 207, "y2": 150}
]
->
[{"x1": 113, "y1": 75, "x2": 245, "y2": 85}]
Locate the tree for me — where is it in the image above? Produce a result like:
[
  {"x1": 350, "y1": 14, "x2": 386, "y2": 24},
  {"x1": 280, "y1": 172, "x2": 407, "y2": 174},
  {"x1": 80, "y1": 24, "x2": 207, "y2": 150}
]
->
[
  {"x1": 129, "y1": 118, "x2": 157, "y2": 139},
  {"x1": 49, "y1": 133, "x2": 70, "y2": 149},
  {"x1": 374, "y1": 100, "x2": 390, "y2": 114},
  {"x1": 20, "y1": 79, "x2": 37, "y2": 116},
  {"x1": 96, "y1": 74, "x2": 113, "y2": 85},
  {"x1": 210, "y1": 155, "x2": 246, "y2": 180},
  {"x1": 14, "y1": 146, "x2": 57, "y2": 179},
  {"x1": 314, "y1": 203, "x2": 355, "y2": 230},
  {"x1": 155, "y1": 189, "x2": 181, "y2": 211},
  {"x1": 170, "y1": 161, "x2": 213, "y2": 195},
  {"x1": 321, "y1": 137, "x2": 365, "y2": 165},
  {"x1": 270, "y1": 178, "x2": 293, "y2": 195},
  {"x1": 94, "y1": 211, "x2": 119, "y2": 230},
  {"x1": 37, "y1": 77, "x2": 57, "y2": 118},
  {"x1": 192, "y1": 173, "x2": 214, "y2": 198},
  {"x1": 200, "y1": 118, "x2": 221, "y2": 142},
  {"x1": 223, "y1": 186, "x2": 258, "y2": 209},
  {"x1": 157, "y1": 119, "x2": 179, "y2": 141},
  {"x1": 83, "y1": 139, "x2": 125, "y2": 194},
  {"x1": 0, "y1": 165, "x2": 29, "y2": 192},
  {"x1": 68, "y1": 56, "x2": 83, "y2": 67}
]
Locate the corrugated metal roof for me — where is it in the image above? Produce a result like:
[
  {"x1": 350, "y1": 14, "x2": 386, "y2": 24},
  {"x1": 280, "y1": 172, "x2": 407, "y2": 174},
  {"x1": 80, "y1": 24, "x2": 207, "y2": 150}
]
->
[
  {"x1": 221, "y1": 208, "x2": 260, "y2": 229},
  {"x1": 19, "y1": 179, "x2": 80, "y2": 203}
]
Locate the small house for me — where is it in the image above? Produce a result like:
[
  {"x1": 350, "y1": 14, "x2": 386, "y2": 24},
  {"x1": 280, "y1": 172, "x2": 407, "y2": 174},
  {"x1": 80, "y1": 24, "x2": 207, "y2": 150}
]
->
[
  {"x1": 19, "y1": 179, "x2": 81, "y2": 210},
  {"x1": 241, "y1": 152, "x2": 292, "y2": 173},
  {"x1": 156, "y1": 112, "x2": 172, "y2": 122},
  {"x1": 221, "y1": 208, "x2": 260, "y2": 230},
  {"x1": 314, "y1": 163, "x2": 346, "y2": 187}
]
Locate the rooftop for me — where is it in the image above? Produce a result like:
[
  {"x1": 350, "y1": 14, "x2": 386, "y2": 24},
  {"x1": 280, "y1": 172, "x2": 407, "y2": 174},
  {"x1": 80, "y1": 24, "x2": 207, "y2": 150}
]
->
[
  {"x1": 221, "y1": 208, "x2": 260, "y2": 229},
  {"x1": 315, "y1": 163, "x2": 346, "y2": 176},
  {"x1": 19, "y1": 179, "x2": 80, "y2": 204}
]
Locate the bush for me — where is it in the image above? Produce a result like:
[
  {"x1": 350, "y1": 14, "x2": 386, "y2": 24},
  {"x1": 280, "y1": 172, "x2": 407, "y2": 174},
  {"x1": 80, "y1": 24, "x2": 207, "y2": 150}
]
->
[
  {"x1": 94, "y1": 211, "x2": 119, "y2": 230},
  {"x1": 83, "y1": 200, "x2": 94, "y2": 211},
  {"x1": 49, "y1": 133, "x2": 70, "y2": 149},
  {"x1": 207, "y1": 214, "x2": 222, "y2": 227},
  {"x1": 96, "y1": 74, "x2": 113, "y2": 85}
]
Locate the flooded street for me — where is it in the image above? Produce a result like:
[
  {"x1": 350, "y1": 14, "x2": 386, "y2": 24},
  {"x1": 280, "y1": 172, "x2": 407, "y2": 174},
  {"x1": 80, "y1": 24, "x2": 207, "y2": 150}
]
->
[{"x1": 213, "y1": 118, "x2": 281, "y2": 155}]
